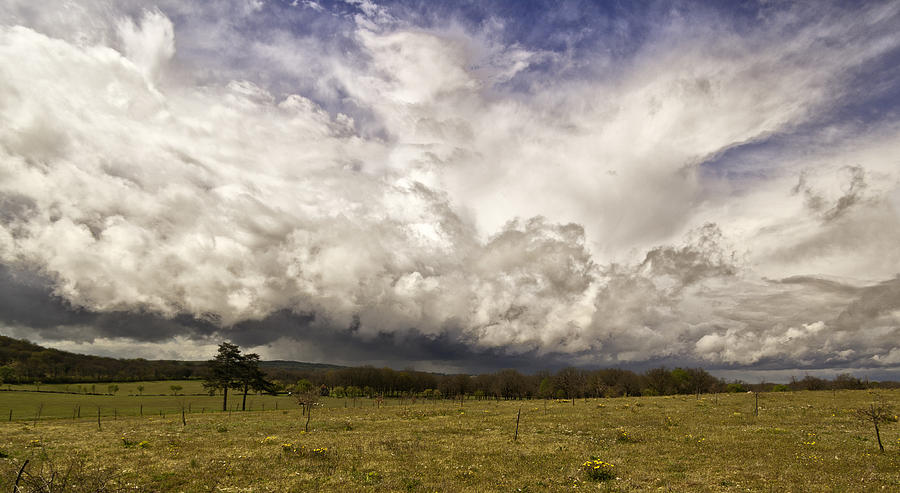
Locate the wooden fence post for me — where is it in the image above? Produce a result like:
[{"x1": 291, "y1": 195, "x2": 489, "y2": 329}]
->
[{"x1": 514, "y1": 408, "x2": 521, "y2": 441}]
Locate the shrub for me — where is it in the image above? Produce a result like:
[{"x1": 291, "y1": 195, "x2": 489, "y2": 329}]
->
[
  {"x1": 15, "y1": 456, "x2": 118, "y2": 492},
  {"x1": 726, "y1": 383, "x2": 746, "y2": 393},
  {"x1": 616, "y1": 428, "x2": 636, "y2": 443},
  {"x1": 581, "y1": 458, "x2": 616, "y2": 481}
]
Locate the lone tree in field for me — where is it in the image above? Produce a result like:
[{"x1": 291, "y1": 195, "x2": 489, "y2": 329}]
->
[
  {"x1": 855, "y1": 398, "x2": 896, "y2": 453},
  {"x1": 294, "y1": 382, "x2": 319, "y2": 432},
  {"x1": 204, "y1": 342, "x2": 243, "y2": 411},
  {"x1": 204, "y1": 342, "x2": 275, "y2": 412}
]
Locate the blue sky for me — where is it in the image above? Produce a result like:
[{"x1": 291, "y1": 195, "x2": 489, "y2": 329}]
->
[{"x1": 0, "y1": 0, "x2": 899, "y2": 381}]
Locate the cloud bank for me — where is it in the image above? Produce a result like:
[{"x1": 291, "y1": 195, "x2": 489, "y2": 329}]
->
[{"x1": 1, "y1": 0, "x2": 899, "y2": 376}]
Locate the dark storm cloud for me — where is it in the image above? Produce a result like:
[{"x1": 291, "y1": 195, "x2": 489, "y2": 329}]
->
[
  {"x1": 0, "y1": 263, "x2": 218, "y2": 342},
  {"x1": 833, "y1": 276, "x2": 900, "y2": 331},
  {"x1": 221, "y1": 309, "x2": 549, "y2": 373},
  {"x1": 0, "y1": 264, "x2": 94, "y2": 329}
]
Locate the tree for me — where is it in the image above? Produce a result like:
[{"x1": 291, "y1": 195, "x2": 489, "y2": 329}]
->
[
  {"x1": 0, "y1": 365, "x2": 15, "y2": 386},
  {"x1": 449, "y1": 373, "x2": 470, "y2": 398},
  {"x1": 646, "y1": 367, "x2": 674, "y2": 395},
  {"x1": 726, "y1": 381, "x2": 747, "y2": 393},
  {"x1": 538, "y1": 377, "x2": 554, "y2": 399},
  {"x1": 834, "y1": 373, "x2": 864, "y2": 390},
  {"x1": 554, "y1": 367, "x2": 582, "y2": 400},
  {"x1": 670, "y1": 368, "x2": 692, "y2": 394},
  {"x1": 169, "y1": 384, "x2": 183, "y2": 395},
  {"x1": 494, "y1": 369, "x2": 527, "y2": 399},
  {"x1": 136, "y1": 385, "x2": 144, "y2": 396},
  {"x1": 295, "y1": 378, "x2": 314, "y2": 393},
  {"x1": 233, "y1": 352, "x2": 274, "y2": 411},
  {"x1": 107, "y1": 384, "x2": 119, "y2": 395},
  {"x1": 204, "y1": 342, "x2": 243, "y2": 411},
  {"x1": 294, "y1": 381, "x2": 319, "y2": 432},
  {"x1": 799, "y1": 375, "x2": 827, "y2": 391},
  {"x1": 855, "y1": 398, "x2": 896, "y2": 453},
  {"x1": 685, "y1": 368, "x2": 716, "y2": 396}
]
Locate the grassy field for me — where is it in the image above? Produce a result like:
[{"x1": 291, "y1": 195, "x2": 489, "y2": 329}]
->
[
  {"x1": 1, "y1": 389, "x2": 898, "y2": 491},
  {"x1": 0, "y1": 379, "x2": 299, "y2": 422},
  {"x1": 2, "y1": 379, "x2": 212, "y2": 396},
  {"x1": 0, "y1": 380, "x2": 399, "y2": 422}
]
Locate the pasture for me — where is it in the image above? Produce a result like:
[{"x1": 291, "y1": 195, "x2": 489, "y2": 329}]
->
[
  {"x1": 1, "y1": 389, "x2": 898, "y2": 491},
  {"x1": 2, "y1": 379, "x2": 212, "y2": 396},
  {"x1": 0, "y1": 380, "x2": 295, "y2": 421}
]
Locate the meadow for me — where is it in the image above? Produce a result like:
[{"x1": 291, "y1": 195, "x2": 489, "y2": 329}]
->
[
  {"x1": 0, "y1": 388, "x2": 898, "y2": 491},
  {"x1": 2, "y1": 380, "x2": 212, "y2": 396},
  {"x1": 0, "y1": 380, "x2": 296, "y2": 421}
]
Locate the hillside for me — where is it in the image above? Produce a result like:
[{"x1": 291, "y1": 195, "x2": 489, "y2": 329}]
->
[
  {"x1": 258, "y1": 360, "x2": 344, "y2": 372},
  {"x1": 0, "y1": 335, "x2": 205, "y2": 384},
  {"x1": 0, "y1": 336, "x2": 351, "y2": 385}
]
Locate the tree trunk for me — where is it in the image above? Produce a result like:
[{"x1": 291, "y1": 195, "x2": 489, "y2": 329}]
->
[
  {"x1": 242, "y1": 384, "x2": 248, "y2": 411},
  {"x1": 222, "y1": 387, "x2": 228, "y2": 412},
  {"x1": 874, "y1": 418, "x2": 884, "y2": 452}
]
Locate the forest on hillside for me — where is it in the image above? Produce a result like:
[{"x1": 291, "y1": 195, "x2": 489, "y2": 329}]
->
[{"x1": 0, "y1": 335, "x2": 206, "y2": 383}]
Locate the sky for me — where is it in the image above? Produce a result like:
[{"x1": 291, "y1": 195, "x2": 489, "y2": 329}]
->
[{"x1": 1, "y1": 0, "x2": 899, "y2": 381}]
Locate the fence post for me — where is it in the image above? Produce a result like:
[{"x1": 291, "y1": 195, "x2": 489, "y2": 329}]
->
[{"x1": 514, "y1": 408, "x2": 521, "y2": 441}]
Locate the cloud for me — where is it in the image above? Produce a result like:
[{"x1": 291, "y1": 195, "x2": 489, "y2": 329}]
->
[
  {"x1": 116, "y1": 9, "x2": 175, "y2": 82},
  {"x1": 793, "y1": 165, "x2": 869, "y2": 222},
  {"x1": 0, "y1": 1, "x2": 898, "y2": 376},
  {"x1": 638, "y1": 223, "x2": 737, "y2": 287}
]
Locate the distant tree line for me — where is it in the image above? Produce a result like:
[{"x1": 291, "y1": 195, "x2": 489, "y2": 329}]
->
[
  {"x1": 265, "y1": 364, "x2": 899, "y2": 400},
  {"x1": 2, "y1": 336, "x2": 897, "y2": 396},
  {"x1": 0, "y1": 335, "x2": 206, "y2": 384}
]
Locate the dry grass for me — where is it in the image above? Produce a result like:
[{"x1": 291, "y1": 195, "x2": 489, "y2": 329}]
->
[{"x1": 1, "y1": 390, "x2": 898, "y2": 491}]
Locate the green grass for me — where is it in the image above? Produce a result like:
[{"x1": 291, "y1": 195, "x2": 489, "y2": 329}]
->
[
  {"x1": 1, "y1": 390, "x2": 898, "y2": 491},
  {"x1": 0, "y1": 390, "x2": 295, "y2": 421},
  {"x1": 2, "y1": 379, "x2": 210, "y2": 396},
  {"x1": 0, "y1": 380, "x2": 300, "y2": 420},
  {"x1": 0, "y1": 381, "x2": 411, "y2": 422}
]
